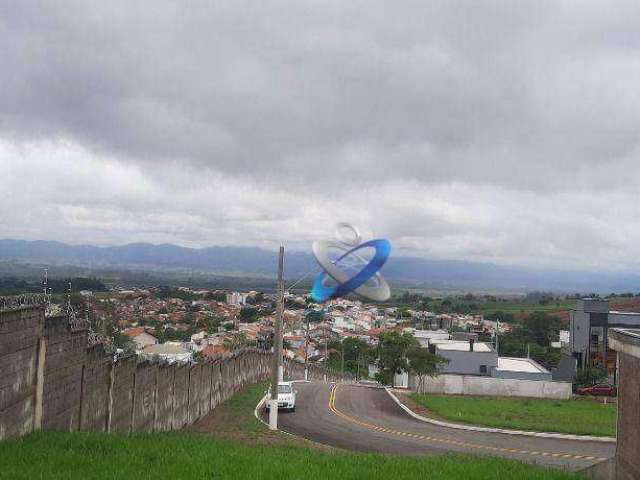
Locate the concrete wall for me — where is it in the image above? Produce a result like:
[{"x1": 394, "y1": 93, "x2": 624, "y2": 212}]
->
[
  {"x1": 132, "y1": 361, "x2": 157, "y2": 432},
  {"x1": 491, "y1": 370, "x2": 551, "y2": 381},
  {"x1": 0, "y1": 308, "x2": 42, "y2": 439},
  {"x1": 172, "y1": 365, "x2": 190, "y2": 430},
  {"x1": 80, "y1": 344, "x2": 111, "y2": 431},
  {"x1": 616, "y1": 352, "x2": 640, "y2": 480},
  {"x1": 412, "y1": 373, "x2": 572, "y2": 399},
  {"x1": 108, "y1": 356, "x2": 136, "y2": 433},
  {"x1": 0, "y1": 305, "x2": 348, "y2": 441},
  {"x1": 154, "y1": 363, "x2": 175, "y2": 431},
  {"x1": 41, "y1": 315, "x2": 87, "y2": 431}
]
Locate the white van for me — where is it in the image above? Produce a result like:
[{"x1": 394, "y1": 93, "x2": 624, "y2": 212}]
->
[{"x1": 265, "y1": 381, "x2": 297, "y2": 412}]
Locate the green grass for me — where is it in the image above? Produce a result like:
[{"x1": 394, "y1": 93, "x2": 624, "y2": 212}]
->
[
  {"x1": 410, "y1": 394, "x2": 617, "y2": 437},
  {"x1": 0, "y1": 384, "x2": 588, "y2": 479},
  {"x1": 0, "y1": 431, "x2": 584, "y2": 480},
  {"x1": 476, "y1": 301, "x2": 575, "y2": 315},
  {"x1": 217, "y1": 381, "x2": 268, "y2": 434}
]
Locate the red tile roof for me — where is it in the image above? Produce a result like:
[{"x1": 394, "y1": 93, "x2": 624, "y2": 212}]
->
[
  {"x1": 201, "y1": 345, "x2": 228, "y2": 357},
  {"x1": 123, "y1": 327, "x2": 147, "y2": 338}
]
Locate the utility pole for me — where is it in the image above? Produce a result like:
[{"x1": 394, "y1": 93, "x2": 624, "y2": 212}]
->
[
  {"x1": 341, "y1": 340, "x2": 345, "y2": 379},
  {"x1": 324, "y1": 330, "x2": 328, "y2": 382},
  {"x1": 495, "y1": 319, "x2": 500, "y2": 355},
  {"x1": 269, "y1": 246, "x2": 285, "y2": 430},
  {"x1": 304, "y1": 311, "x2": 310, "y2": 381}
]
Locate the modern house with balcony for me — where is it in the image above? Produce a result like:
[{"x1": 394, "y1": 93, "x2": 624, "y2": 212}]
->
[{"x1": 569, "y1": 298, "x2": 640, "y2": 374}]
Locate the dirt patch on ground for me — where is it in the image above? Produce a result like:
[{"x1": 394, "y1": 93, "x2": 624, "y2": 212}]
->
[{"x1": 189, "y1": 404, "x2": 289, "y2": 446}]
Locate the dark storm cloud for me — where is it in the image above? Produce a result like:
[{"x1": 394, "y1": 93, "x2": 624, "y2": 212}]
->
[{"x1": 3, "y1": 0, "x2": 640, "y2": 190}]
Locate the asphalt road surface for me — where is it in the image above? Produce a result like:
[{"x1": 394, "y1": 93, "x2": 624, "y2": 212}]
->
[{"x1": 263, "y1": 382, "x2": 615, "y2": 471}]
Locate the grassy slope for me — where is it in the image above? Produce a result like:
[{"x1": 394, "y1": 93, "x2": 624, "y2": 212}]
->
[
  {"x1": 0, "y1": 432, "x2": 584, "y2": 480},
  {"x1": 410, "y1": 394, "x2": 616, "y2": 437},
  {"x1": 0, "y1": 383, "x2": 583, "y2": 480}
]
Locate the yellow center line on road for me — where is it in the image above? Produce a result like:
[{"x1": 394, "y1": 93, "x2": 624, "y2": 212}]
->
[{"x1": 327, "y1": 384, "x2": 606, "y2": 463}]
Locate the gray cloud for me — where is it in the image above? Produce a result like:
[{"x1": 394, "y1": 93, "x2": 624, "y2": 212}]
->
[{"x1": 2, "y1": 1, "x2": 640, "y2": 271}]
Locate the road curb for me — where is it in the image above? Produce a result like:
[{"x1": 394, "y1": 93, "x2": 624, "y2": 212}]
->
[
  {"x1": 254, "y1": 393, "x2": 270, "y2": 427},
  {"x1": 254, "y1": 379, "x2": 313, "y2": 427},
  {"x1": 253, "y1": 381, "x2": 341, "y2": 450},
  {"x1": 384, "y1": 387, "x2": 616, "y2": 444}
]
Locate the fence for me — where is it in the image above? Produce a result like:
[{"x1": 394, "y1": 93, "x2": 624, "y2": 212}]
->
[
  {"x1": 411, "y1": 373, "x2": 573, "y2": 400},
  {"x1": 0, "y1": 306, "x2": 343, "y2": 440}
]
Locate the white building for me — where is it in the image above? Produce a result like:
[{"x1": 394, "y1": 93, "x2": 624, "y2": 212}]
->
[
  {"x1": 141, "y1": 342, "x2": 192, "y2": 363},
  {"x1": 404, "y1": 328, "x2": 450, "y2": 348},
  {"x1": 123, "y1": 327, "x2": 158, "y2": 351},
  {"x1": 226, "y1": 291, "x2": 248, "y2": 306}
]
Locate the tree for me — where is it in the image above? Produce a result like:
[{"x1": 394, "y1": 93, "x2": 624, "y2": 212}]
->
[
  {"x1": 495, "y1": 311, "x2": 564, "y2": 369},
  {"x1": 223, "y1": 332, "x2": 248, "y2": 351},
  {"x1": 522, "y1": 311, "x2": 562, "y2": 347},
  {"x1": 575, "y1": 365, "x2": 607, "y2": 388},
  {"x1": 110, "y1": 327, "x2": 135, "y2": 352},
  {"x1": 374, "y1": 332, "x2": 418, "y2": 386},
  {"x1": 326, "y1": 338, "x2": 372, "y2": 377},
  {"x1": 407, "y1": 346, "x2": 448, "y2": 393},
  {"x1": 239, "y1": 307, "x2": 259, "y2": 323},
  {"x1": 205, "y1": 291, "x2": 226, "y2": 302},
  {"x1": 192, "y1": 350, "x2": 204, "y2": 363}
]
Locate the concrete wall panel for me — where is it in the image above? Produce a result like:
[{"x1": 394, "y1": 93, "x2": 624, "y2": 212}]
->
[
  {"x1": 41, "y1": 316, "x2": 87, "y2": 431},
  {"x1": 173, "y1": 365, "x2": 189, "y2": 429},
  {"x1": 415, "y1": 374, "x2": 572, "y2": 399},
  {"x1": 616, "y1": 352, "x2": 640, "y2": 479},
  {"x1": 108, "y1": 356, "x2": 136, "y2": 433},
  {"x1": 80, "y1": 345, "x2": 110, "y2": 431},
  {"x1": 133, "y1": 362, "x2": 157, "y2": 432},
  {"x1": 155, "y1": 364, "x2": 175, "y2": 431}
]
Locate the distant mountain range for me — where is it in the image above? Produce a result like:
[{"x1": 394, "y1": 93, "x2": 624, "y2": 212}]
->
[{"x1": 1, "y1": 239, "x2": 639, "y2": 293}]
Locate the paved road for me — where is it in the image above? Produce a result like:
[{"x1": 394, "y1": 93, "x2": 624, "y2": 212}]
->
[{"x1": 264, "y1": 382, "x2": 615, "y2": 471}]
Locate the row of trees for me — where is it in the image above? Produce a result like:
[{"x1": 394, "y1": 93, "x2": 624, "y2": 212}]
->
[
  {"x1": 497, "y1": 312, "x2": 563, "y2": 368},
  {"x1": 326, "y1": 332, "x2": 448, "y2": 388},
  {"x1": 375, "y1": 332, "x2": 448, "y2": 389}
]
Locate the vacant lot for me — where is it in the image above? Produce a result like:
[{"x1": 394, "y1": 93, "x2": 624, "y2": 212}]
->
[
  {"x1": 476, "y1": 300, "x2": 576, "y2": 316},
  {"x1": 410, "y1": 393, "x2": 617, "y2": 437}
]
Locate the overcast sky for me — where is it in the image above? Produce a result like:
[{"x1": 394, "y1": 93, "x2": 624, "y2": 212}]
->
[{"x1": 2, "y1": 1, "x2": 640, "y2": 271}]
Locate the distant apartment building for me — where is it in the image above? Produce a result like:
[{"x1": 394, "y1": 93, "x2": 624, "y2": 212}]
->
[
  {"x1": 569, "y1": 298, "x2": 640, "y2": 374},
  {"x1": 226, "y1": 291, "x2": 248, "y2": 306}
]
